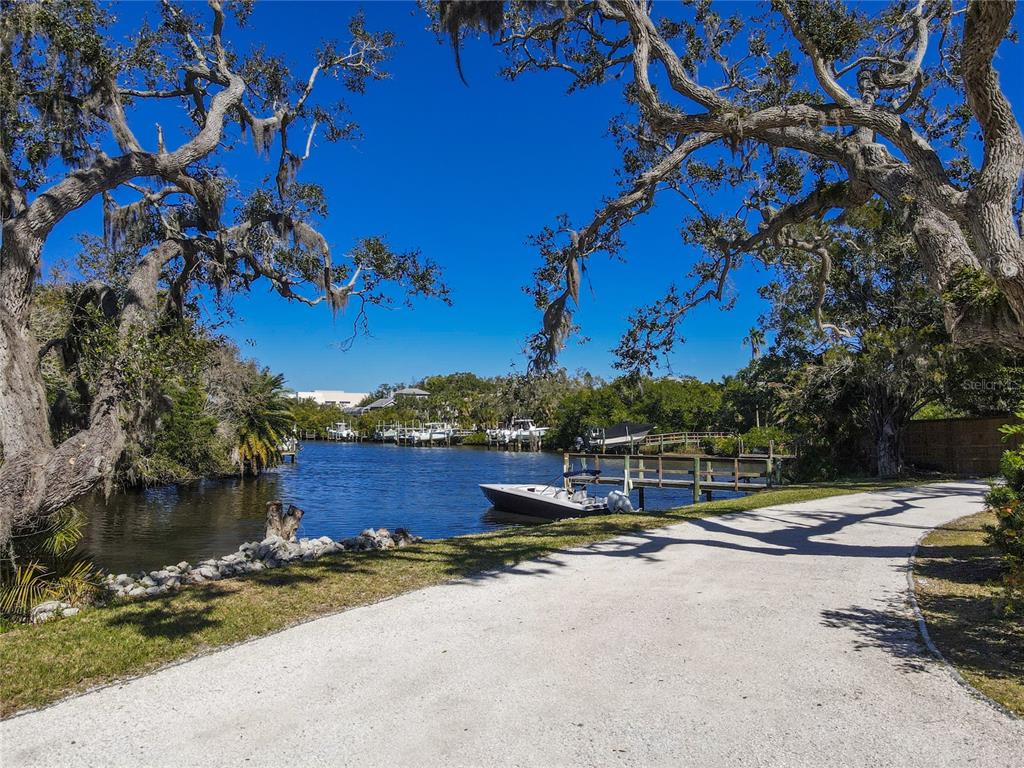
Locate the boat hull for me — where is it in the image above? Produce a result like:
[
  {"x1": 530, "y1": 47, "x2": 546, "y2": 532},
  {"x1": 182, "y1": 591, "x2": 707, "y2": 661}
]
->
[{"x1": 479, "y1": 484, "x2": 607, "y2": 520}]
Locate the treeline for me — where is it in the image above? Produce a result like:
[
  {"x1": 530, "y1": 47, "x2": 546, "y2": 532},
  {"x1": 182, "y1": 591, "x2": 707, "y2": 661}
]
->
[{"x1": 291, "y1": 370, "x2": 784, "y2": 452}]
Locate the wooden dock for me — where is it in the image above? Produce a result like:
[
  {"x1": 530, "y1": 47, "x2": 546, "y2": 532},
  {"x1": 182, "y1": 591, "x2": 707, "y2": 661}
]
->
[
  {"x1": 280, "y1": 437, "x2": 299, "y2": 464},
  {"x1": 562, "y1": 451, "x2": 786, "y2": 505}
]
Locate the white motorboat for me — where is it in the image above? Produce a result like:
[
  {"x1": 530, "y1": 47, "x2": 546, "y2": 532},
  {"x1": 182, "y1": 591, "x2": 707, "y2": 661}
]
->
[
  {"x1": 375, "y1": 426, "x2": 399, "y2": 441},
  {"x1": 487, "y1": 418, "x2": 550, "y2": 445},
  {"x1": 479, "y1": 484, "x2": 608, "y2": 519},
  {"x1": 411, "y1": 422, "x2": 454, "y2": 443},
  {"x1": 479, "y1": 474, "x2": 633, "y2": 520},
  {"x1": 327, "y1": 422, "x2": 356, "y2": 440},
  {"x1": 509, "y1": 417, "x2": 548, "y2": 440}
]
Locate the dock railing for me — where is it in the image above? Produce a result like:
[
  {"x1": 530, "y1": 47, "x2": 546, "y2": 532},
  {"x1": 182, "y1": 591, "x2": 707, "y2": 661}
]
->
[{"x1": 563, "y1": 451, "x2": 784, "y2": 505}]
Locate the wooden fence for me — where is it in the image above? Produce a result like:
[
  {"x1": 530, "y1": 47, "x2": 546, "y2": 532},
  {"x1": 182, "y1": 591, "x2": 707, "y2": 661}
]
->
[{"x1": 904, "y1": 415, "x2": 1019, "y2": 476}]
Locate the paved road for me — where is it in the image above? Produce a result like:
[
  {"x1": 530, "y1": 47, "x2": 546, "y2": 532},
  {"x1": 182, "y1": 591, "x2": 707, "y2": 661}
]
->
[{"x1": 3, "y1": 482, "x2": 1021, "y2": 767}]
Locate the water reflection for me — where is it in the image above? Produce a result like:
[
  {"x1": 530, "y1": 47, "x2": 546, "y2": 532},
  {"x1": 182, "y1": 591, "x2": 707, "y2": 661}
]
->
[{"x1": 80, "y1": 442, "x2": 744, "y2": 573}]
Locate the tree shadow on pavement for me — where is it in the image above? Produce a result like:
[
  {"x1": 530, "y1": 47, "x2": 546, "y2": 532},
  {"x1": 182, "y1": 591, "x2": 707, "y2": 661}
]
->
[
  {"x1": 820, "y1": 604, "x2": 931, "y2": 673},
  {"x1": 548, "y1": 489, "x2": 973, "y2": 564}
]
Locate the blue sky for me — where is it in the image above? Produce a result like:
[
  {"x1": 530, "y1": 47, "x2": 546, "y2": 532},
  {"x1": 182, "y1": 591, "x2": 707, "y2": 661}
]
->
[{"x1": 43, "y1": 1, "x2": 1017, "y2": 392}]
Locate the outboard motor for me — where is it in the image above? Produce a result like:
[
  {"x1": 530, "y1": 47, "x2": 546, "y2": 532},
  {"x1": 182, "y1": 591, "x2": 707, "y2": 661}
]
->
[{"x1": 606, "y1": 490, "x2": 634, "y2": 515}]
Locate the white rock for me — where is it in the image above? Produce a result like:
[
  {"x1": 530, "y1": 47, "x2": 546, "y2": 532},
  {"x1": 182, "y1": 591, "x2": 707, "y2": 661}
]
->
[
  {"x1": 196, "y1": 565, "x2": 220, "y2": 580},
  {"x1": 30, "y1": 600, "x2": 69, "y2": 623}
]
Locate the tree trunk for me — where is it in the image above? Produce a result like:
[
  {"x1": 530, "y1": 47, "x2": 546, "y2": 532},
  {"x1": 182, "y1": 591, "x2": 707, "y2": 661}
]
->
[
  {"x1": 265, "y1": 502, "x2": 304, "y2": 541},
  {"x1": 874, "y1": 414, "x2": 904, "y2": 479},
  {"x1": 0, "y1": 226, "x2": 57, "y2": 553},
  {"x1": 0, "y1": 232, "x2": 177, "y2": 553}
]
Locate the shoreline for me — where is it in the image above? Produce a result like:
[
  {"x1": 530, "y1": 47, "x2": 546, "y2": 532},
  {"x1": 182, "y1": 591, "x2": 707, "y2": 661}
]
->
[{"x1": 2, "y1": 479, "x2": 921, "y2": 717}]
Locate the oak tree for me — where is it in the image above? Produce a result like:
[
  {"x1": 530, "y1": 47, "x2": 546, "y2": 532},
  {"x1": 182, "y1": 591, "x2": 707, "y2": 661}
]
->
[
  {"x1": 438, "y1": 0, "x2": 1024, "y2": 370},
  {"x1": 0, "y1": 1, "x2": 447, "y2": 551}
]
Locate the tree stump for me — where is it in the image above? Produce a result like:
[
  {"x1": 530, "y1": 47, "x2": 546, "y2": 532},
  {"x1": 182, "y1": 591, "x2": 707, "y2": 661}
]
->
[{"x1": 265, "y1": 501, "x2": 304, "y2": 541}]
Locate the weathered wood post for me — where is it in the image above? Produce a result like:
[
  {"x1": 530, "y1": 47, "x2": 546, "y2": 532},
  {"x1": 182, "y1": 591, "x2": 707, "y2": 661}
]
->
[
  {"x1": 692, "y1": 456, "x2": 701, "y2": 504},
  {"x1": 563, "y1": 452, "x2": 571, "y2": 491}
]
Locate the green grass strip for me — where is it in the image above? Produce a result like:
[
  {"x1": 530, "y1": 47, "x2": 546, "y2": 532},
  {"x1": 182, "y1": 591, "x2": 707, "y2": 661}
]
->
[{"x1": 914, "y1": 509, "x2": 1024, "y2": 716}]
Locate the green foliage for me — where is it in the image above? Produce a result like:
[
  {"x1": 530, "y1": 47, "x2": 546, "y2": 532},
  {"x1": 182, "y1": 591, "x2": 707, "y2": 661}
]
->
[
  {"x1": 789, "y1": 0, "x2": 865, "y2": 60},
  {"x1": 460, "y1": 431, "x2": 489, "y2": 446},
  {"x1": 137, "y1": 385, "x2": 232, "y2": 484},
  {"x1": 548, "y1": 376, "x2": 728, "y2": 450},
  {"x1": 984, "y1": 410, "x2": 1024, "y2": 609},
  {"x1": 761, "y1": 204, "x2": 986, "y2": 478},
  {"x1": 0, "y1": 508, "x2": 99, "y2": 624},
  {"x1": 944, "y1": 266, "x2": 1004, "y2": 314},
  {"x1": 30, "y1": 277, "x2": 304, "y2": 488},
  {"x1": 228, "y1": 371, "x2": 296, "y2": 476},
  {"x1": 704, "y1": 436, "x2": 739, "y2": 457},
  {"x1": 742, "y1": 426, "x2": 790, "y2": 451},
  {"x1": 420, "y1": 372, "x2": 500, "y2": 425},
  {"x1": 289, "y1": 398, "x2": 348, "y2": 437}
]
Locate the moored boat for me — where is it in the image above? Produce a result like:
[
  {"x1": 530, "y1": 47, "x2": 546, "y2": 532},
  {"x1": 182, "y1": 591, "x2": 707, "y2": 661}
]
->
[
  {"x1": 479, "y1": 472, "x2": 633, "y2": 520},
  {"x1": 585, "y1": 422, "x2": 653, "y2": 451},
  {"x1": 479, "y1": 483, "x2": 608, "y2": 519}
]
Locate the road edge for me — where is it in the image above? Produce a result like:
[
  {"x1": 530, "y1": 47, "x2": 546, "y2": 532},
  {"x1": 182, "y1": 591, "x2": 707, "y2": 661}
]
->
[{"x1": 907, "y1": 521, "x2": 1021, "y2": 722}]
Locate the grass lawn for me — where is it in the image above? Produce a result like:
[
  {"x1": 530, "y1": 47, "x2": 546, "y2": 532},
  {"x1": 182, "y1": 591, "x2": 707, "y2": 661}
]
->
[
  {"x1": 913, "y1": 510, "x2": 1024, "y2": 717},
  {"x1": 1, "y1": 480, "x2": 912, "y2": 717}
]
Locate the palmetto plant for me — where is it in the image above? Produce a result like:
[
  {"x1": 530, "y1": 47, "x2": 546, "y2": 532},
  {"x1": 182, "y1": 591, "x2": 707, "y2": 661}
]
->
[
  {"x1": 232, "y1": 371, "x2": 296, "y2": 476},
  {"x1": 0, "y1": 508, "x2": 99, "y2": 623}
]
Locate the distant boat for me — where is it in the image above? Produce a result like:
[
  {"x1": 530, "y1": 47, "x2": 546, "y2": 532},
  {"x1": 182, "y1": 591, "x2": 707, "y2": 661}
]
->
[
  {"x1": 374, "y1": 423, "x2": 400, "y2": 441},
  {"x1": 486, "y1": 417, "x2": 550, "y2": 445},
  {"x1": 326, "y1": 422, "x2": 356, "y2": 440},
  {"x1": 411, "y1": 422, "x2": 454, "y2": 443},
  {"x1": 586, "y1": 422, "x2": 653, "y2": 451}
]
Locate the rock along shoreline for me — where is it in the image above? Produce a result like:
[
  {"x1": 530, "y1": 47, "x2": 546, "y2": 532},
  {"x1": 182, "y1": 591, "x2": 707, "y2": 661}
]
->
[{"x1": 30, "y1": 527, "x2": 422, "y2": 624}]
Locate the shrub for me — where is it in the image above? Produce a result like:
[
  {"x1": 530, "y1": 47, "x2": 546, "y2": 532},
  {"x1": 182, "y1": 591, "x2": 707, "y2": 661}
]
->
[
  {"x1": 985, "y1": 410, "x2": 1024, "y2": 609},
  {"x1": 0, "y1": 508, "x2": 100, "y2": 625},
  {"x1": 461, "y1": 431, "x2": 488, "y2": 446},
  {"x1": 741, "y1": 426, "x2": 791, "y2": 453},
  {"x1": 703, "y1": 436, "x2": 739, "y2": 456}
]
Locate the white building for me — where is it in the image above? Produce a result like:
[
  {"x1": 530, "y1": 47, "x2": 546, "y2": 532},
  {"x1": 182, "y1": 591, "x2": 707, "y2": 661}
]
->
[{"x1": 293, "y1": 390, "x2": 370, "y2": 408}]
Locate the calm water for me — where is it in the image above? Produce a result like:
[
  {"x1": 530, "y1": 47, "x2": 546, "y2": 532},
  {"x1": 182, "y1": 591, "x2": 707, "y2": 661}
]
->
[{"x1": 80, "y1": 442, "x2": 737, "y2": 572}]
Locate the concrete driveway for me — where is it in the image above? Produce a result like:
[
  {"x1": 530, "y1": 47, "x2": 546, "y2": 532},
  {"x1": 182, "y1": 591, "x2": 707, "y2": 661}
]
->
[{"x1": 2, "y1": 482, "x2": 1021, "y2": 767}]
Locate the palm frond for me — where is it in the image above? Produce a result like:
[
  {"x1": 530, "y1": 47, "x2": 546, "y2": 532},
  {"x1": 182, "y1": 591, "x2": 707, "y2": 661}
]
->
[{"x1": 0, "y1": 562, "x2": 51, "y2": 619}]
